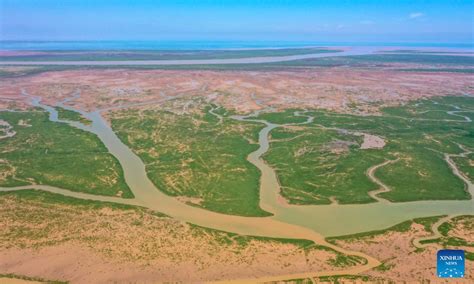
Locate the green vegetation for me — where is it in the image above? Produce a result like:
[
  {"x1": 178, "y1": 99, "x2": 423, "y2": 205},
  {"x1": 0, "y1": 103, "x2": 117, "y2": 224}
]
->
[
  {"x1": 0, "y1": 111, "x2": 132, "y2": 198},
  {"x1": 258, "y1": 109, "x2": 309, "y2": 124},
  {"x1": 0, "y1": 48, "x2": 339, "y2": 62},
  {"x1": 55, "y1": 106, "x2": 92, "y2": 125},
  {"x1": 191, "y1": 223, "x2": 314, "y2": 247},
  {"x1": 263, "y1": 122, "x2": 377, "y2": 204},
  {"x1": 418, "y1": 216, "x2": 474, "y2": 257},
  {"x1": 273, "y1": 54, "x2": 474, "y2": 67},
  {"x1": 0, "y1": 189, "x2": 142, "y2": 212},
  {"x1": 419, "y1": 236, "x2": 473, "y2": 248},
  {"x1": 327, "y1": 254, "x2": 367, "y2": 267},
  {"x1": 374, "y1": 261, "x2": 395, "y2": 272},
  {"x1": 412, "y1": 215, "x2": 447, "y2": 233},
  {"x1": 440, "y1": 215, "x2": 473, "y2": 240},
  {"x1": 0, "y1": 190, "x2": 165, "y2": 250},
  {"x1": 327, "y1": 215, "x2": 453, "y2": 244},
  {"x1": 3, "y1": 52, "x2": 472, "y2": 76},
  {"x1": 280, "y1": 278, "x2": 313, "y2": 284},
  {"x1": 346, "y1": 54, "x2": 474, "y2": 66},
  {"x1": 381, "y1": 50, "x2": 472, "y2": 54},
  {"x1": 453, "y1": 152, "x2": 474, "y2": 183},
  {"x1": 192, "y1": 222, "x2": 367, "y2": 268},
  {"x1": 326, "y1": 219, "x2": 414, "y2": 243},
  {"x1": 438, "y1": 222, "x2": 454, "y2": 237},
  {"x1": 328, "y1": 214, "x2": 473, "y2": 261},
  {"x1": 0, "y1": 66, "x2": 77, "y2": 78},
  {"x1": 397, "y1": 68, "x2": 474, "y2": 73},
  {"x1": 260, "y1": 96, "x2": 473, "y2": 204},
  {"x1": 0, "y1": 273, "x2": 67, "y2": 284},
  {"x1": 282, "y1": 275, "x2": 375, "y2": 284},
  {"x1": 112, "y1": 101, "x2": 269, "y2": 216},
  {"x1": 316, "y1": 275, "x2": 373, "y2": 283}
]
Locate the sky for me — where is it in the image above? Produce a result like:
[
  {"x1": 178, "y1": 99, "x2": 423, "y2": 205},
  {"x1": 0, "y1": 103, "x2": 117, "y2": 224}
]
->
[{"x1": 1, "y1": 0, "x2": 473, "y2": 43}]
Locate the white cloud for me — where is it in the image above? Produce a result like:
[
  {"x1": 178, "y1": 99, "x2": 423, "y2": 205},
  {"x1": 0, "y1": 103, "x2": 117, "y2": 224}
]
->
[{"x1": 409, "y1": 12, "x2": 424, "y2": 19}]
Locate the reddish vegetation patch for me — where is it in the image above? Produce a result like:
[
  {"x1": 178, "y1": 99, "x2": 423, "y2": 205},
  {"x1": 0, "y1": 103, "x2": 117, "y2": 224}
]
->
[{"x1": 1, "y1": 69, "x2": 472, "y2": 113}]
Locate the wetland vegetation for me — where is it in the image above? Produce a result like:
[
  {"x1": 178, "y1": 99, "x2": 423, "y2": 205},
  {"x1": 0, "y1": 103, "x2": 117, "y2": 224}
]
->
[
  {"x1": 0, "y1": 110, "x2": 132, "y2": 197},
  {"x1": 326, "y1": 215, "x2": 446, "y2": 243},
  {"x1": 261, "y1": 96, "x2": 473, "y2": 204},
  {"x1": 107, "y1": 95, "x2": 473, "y2": 207},
  {"x1": 0, "y1": 273, "x2": 67, "y2": 284},
  {"x1": 453, "y1": 153, "x2": 474, "y2": 183},
  {"x1": 0, "y1": 47, "x2": 339, "y2": 62},
  {"x1": 55, "y1": 106, "x2": 92, "y2": 125},
  {"x1": 111, "y1": 101, "x2": 269, "y2": 216},
  {"x1": 266, "y1": 53, "x2": 474, "y2": 68},
  {"x1": 418, "y1": 215, "x2": 474, "y2": 257}
]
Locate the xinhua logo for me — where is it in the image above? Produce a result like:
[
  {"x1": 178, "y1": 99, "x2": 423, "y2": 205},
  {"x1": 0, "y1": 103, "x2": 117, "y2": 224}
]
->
[{"x1": 437, "y1": 249, "x2": 464, "y2": 278}]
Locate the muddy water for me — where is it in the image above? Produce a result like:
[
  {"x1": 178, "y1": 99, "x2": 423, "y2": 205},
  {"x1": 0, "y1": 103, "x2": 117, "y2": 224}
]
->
[{"x1": 0, "y1": 47, "x2": 375, "y2": 66}]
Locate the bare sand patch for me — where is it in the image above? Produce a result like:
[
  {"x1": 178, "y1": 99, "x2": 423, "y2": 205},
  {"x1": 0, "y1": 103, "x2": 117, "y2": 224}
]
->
[
  {"x1": 1, "y1": 68, "x2": 472, "y2": 113},
  {"x1": 359, "y1": 133, "x2": 385, "y2": 150},
  {"x1": 0, "y1": 120, "x2": 16, "y2": 140},
  {"x1": 324, "y1": 140, "x2": 357, "y2": 154},
  {"x1": 176, "y1": 195, "x2": 204, "y2": 205},
  {"x1": 0, "y1": 193, "x2": 347, "y2": 283},
  {"x1": 449, "y1": 216, "x2": 474, "y2": 243},
  {"x1": 332, "y1": 221, "x2": 474, "y2": 282}
]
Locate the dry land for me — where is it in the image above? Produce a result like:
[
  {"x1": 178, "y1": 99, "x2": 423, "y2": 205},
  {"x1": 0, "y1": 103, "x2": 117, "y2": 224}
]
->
[
  {"x1": 0, "y1": 190, "x2": 362, "y2": 283},
  {"x1": 327, "y1": 215, "x2": 474, "y2": 282}
]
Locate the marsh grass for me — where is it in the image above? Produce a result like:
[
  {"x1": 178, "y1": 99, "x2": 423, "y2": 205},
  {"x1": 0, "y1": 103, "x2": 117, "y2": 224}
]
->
[
  {"x1": 0, "y1": 273, "x2": 67, "y2": 284},
  {"x1": 111, "y1": 102, "x2": 269, "y2": 216},
  {"x1": 261, "y1": 96, "x2": 473, "y2": 204},
  {"x1": 55, "y1": 106, "x2": 92, "y2": 125},
  {"x1": 0, "y1": 111, "x2": 132, "y2": 198}
]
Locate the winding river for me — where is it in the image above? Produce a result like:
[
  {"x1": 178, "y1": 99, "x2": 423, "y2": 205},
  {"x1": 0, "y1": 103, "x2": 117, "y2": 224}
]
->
[{"x1": 1, "y1": 91, "x2": 473, "y2": 282}]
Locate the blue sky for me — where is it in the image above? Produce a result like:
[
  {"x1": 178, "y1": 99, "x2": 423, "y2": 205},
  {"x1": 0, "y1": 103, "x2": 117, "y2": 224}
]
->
[{"x1": 1, "y1": 0, "x2": 473, "y2": 43}]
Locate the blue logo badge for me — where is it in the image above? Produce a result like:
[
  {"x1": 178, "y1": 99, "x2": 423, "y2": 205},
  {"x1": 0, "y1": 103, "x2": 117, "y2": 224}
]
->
[{"x1": 437, "y1": 249, "x2": 464, "y2": 278}]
